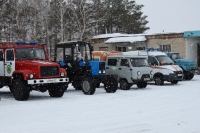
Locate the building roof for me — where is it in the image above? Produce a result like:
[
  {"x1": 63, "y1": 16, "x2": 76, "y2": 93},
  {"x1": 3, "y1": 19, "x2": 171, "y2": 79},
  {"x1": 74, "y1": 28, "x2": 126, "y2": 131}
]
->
[{"x1": 105, "y1": 36, "x2": 146, "y2": 43}]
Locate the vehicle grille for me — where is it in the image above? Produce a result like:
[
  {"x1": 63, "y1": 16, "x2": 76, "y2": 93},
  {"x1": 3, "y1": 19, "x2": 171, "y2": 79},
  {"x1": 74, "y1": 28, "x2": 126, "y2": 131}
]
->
[
  {"x1": 174, "y1": 71, "x2": 183, "y2": 79},
  {"x1": 141, "y1": 74, "x2": 150, "y2": 80},
  {"x1": 40, "y1": 66, "x2": 59, "y2": 77}
]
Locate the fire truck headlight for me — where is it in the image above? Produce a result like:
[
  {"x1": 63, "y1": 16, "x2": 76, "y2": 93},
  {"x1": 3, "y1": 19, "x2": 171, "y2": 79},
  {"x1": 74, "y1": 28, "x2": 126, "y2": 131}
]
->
[
  {"x1": 29, "y1": 74, "x2": 34, "y2": 79},
  {"x1": 60, "y1": 72, "x2": 65, "y2": 77}
]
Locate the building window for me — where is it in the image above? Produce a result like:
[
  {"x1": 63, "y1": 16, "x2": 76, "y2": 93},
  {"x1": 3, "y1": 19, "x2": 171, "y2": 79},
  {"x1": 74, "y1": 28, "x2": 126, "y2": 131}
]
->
[
  {"x1": 116, "y1": 46, "x2": 126, "y2": 52},
  {"x1": 160, "y1": 44, "x2": 171, "y2": 52},
  {"x1": 99, "y1": 47, "x2": 108, "y2": 51}
]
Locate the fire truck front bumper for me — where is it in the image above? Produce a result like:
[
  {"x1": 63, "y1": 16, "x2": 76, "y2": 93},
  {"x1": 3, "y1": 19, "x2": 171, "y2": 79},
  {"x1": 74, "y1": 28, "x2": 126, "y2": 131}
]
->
[{"x1": 27, "y1": 78, "x2": 69, "y2": 85}]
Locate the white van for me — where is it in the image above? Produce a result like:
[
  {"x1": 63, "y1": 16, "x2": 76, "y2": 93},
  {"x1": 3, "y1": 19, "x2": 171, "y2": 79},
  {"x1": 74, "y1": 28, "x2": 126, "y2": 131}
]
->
[
  {"x1": 123, "y1": 51, "x2": 183, "y2": 85},
  {"x1": 105, "y1": 55, "x2": 153, "y2": 89}
]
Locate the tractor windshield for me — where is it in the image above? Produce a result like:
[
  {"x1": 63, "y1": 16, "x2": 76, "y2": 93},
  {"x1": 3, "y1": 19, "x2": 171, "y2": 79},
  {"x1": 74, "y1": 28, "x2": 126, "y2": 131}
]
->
[
  {"x1": 16, "y1": 48, "x2": 46, "y2": 60},
  {"x1": 155, "y1": 55, "x2": 174, "y2": 65},
  {"x1": 130, "y1": 58, "x2": 149, "y2": 67}
]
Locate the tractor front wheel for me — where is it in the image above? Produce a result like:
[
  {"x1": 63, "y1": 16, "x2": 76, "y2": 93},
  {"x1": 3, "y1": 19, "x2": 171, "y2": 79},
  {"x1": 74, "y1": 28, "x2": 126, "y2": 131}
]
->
[{"x1": 81, "y1": 77, "x2": 96, "y2": 95}]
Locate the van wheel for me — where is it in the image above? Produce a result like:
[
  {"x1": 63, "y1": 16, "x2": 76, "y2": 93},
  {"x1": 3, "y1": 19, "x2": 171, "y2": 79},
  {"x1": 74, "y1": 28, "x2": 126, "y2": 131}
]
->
[
  {"x1": 13, "y1": 78, "x2": 30, "y2": 101},
  {"x1": 120, "y1": 80, "x2": 130, "y2": 90},
  {"x1": 104, "y1": 77, "x2": 118, "y2": 93},
  {"x1": 82, "y1": 77, "x2": 96, "y2": 95},
  {"x1": 171, "y1": 80, "x2": 178, "y2": 84},
  {"x1": 137, "y1": 81, "x2": 147, "y2": 88},
  {"x1": 48, "y1": 83, "x2": 67, "y2": 97},
  {"x1": 154, "y1": 76, "x2": 164, "y2": 85}
]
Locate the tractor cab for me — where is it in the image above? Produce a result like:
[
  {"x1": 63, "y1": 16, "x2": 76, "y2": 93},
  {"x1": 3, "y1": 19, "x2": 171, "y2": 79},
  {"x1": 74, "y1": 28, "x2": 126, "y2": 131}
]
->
[{"x1": 55, "y1": 41, "x2": 93, "y2": 65}]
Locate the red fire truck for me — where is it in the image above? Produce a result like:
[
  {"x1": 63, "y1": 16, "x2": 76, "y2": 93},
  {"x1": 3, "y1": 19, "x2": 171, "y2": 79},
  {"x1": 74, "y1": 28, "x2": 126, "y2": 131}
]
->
[{"x1": 0, "y1": 42, "x2": 69, "y2": 101}]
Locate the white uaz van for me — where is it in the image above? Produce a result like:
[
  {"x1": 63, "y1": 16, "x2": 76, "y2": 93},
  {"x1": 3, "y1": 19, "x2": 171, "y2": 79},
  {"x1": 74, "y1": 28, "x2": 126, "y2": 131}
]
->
[
  {"x1": 123, "y1": 51, "x2": 183, "y2": 85},
  {"x1": 105, "y1": 55, "x2": 153, "y2": 90}
]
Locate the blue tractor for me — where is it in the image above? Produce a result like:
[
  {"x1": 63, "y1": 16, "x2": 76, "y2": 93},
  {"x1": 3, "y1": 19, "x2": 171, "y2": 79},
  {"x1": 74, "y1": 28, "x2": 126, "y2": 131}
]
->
[
  {"x1": 165, "y1": 52, "x2": 197, "y2": 80},
  {"x1": 54, "y1": 41, "x2": 118, "y2": 95}
]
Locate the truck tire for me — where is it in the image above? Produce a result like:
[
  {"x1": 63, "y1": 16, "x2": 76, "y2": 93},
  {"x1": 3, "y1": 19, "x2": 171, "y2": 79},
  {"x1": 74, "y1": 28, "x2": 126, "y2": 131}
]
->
[
  {"x1": 154, "y1": 76, "x2": 164, "y2": 85},
  {"x1": 185, "y1": 73, "x2": 194, "y2": 80},
  {"x1": 120, "y1": 79, "x2": 130, "y2": 90},
  {"x1": 48, "y1": 83, "x2": 67, "y2": 97},
  {"x1": 81, "y1": 77, "x2": 96, "y2": 95},
  {"x1": 104, "y1": 77, "x2": 118, "y2": 93},
  {"x1": 137, "y1": 81, "x2": 147, "y2": 88},
  {"x1": 12, "y1": 78, "x2": 30, "y2": 101},
  {"x1": 171, "y1": 80, "x2": 178, "y2": 84}
]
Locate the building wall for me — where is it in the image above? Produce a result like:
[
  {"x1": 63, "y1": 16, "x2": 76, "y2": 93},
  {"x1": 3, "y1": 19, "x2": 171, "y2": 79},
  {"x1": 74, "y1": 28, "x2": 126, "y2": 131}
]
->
[
  {"x1": 147, "y1": 38, "x2": 186, "y2": 58},
  {"x1": 186, "y1": 37, "x2": 200, "y2": 61},
  {"x1": 145, "y1": 33, "x2": 186, "y2": 58}
]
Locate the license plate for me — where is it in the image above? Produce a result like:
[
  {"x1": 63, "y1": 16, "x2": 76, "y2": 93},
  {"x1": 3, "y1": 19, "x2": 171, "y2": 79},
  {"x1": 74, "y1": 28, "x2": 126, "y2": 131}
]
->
[
  {"x1": 178, "y1": 74, "x2": 182, "y2": 76},
  {"x1": 47, "y1": 79, "x2": 55, "y2": 83},
  {"x1": 144, "y1": 78, "x2": 150, "y2": 80}
]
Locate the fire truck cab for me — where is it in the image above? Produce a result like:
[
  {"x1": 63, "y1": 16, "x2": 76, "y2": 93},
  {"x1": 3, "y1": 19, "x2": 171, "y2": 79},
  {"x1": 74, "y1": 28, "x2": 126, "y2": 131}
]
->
[{"x1": 0, "y1": 42, "x2": 69, "y2": 101}]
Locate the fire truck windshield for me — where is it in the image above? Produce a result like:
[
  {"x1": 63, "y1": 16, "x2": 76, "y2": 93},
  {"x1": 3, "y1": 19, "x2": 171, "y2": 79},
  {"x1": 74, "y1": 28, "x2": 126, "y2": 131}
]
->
[{"x1": 16, "y1": 48, "x2": 46, "y2": 60}]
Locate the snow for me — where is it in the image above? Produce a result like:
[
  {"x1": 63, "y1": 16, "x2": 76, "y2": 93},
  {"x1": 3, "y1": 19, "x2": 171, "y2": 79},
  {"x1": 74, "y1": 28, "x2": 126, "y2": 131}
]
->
[
  {"x1": 1, "y1": 75, "x2": 200, "y2": 133},
  {"x1": 105, "y1": 36, "x2": 146, "y2": 43}
]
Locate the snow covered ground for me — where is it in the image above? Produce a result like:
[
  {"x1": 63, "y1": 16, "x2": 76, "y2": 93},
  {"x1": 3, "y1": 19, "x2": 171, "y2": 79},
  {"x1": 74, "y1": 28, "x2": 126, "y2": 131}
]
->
[{"x1": 1, "y1": 75, "x2": 200, "y2": 133}]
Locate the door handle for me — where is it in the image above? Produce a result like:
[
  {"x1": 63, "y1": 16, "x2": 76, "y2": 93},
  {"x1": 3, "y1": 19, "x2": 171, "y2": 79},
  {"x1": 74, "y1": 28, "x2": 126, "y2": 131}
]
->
[
  {"x1": 118, "y1": 68, "x2": 122, "y2": 70},
  {"x1": 106, "y1": 67, "x2": 109, "y2": 69},
  {"x1": 5, "y1": 62, "x2": 12, "y2": 65}
]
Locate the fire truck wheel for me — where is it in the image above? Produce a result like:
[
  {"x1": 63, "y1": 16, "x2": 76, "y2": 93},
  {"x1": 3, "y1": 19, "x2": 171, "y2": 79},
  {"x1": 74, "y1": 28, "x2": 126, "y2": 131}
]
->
[
  {"x1": 104, "y1": 77, "x2": 118, "y2": 93},
  {"x1": 8, "y1": 85, "x2": 13, "y2": 92},
  {"x1": 81, "y1": 77, "x2": 96, "y2": 95},
  {"x1": 48, "y1": 83, "x2": 67, "y2": 97},
  {"x1": 137, "y1": 81, "x2": 147, "y2": 88},
  {"x1": 12, "y1": 78, "x2": 30, "y2": 101},
  {"x1": 119, "y1": 79, "x2": 130, "y2": 90}
]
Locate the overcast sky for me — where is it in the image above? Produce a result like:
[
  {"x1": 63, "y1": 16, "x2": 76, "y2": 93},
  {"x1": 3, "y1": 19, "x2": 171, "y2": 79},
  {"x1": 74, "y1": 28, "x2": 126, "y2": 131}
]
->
[{"x1": 135, "y1": 0, "x2": 200, "y2": 33}]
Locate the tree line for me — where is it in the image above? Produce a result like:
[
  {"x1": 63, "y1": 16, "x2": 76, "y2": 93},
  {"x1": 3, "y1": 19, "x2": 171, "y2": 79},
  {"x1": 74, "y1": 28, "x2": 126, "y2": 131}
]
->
[{"x1": 0, "y1": 0, "x2": 149, "y2": 54}]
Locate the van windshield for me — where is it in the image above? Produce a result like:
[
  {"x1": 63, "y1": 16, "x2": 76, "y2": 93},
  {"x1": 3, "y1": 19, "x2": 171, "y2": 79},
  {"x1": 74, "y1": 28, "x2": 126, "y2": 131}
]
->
[
  {"x1": 156, "y1": 55, "x2": 174, "y2": 65},
  {"x1": 130, "y1": 58, "x2": 149, "y2": 67},
  {"x1": 16, "y1": 48, "x2": 46, "y2": 60}
]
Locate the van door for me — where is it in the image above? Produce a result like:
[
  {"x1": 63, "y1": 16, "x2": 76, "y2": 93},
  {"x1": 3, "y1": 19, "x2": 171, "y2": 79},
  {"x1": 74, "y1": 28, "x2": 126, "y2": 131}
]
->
[
  {"x1": 105, "y1": 58, "x2": 118, "y2": 76},
  {"x1": 0, "y1": 49, "x2": 4, "y2": 76},
  {"x1": 118, "y1": 58, "x2": 132, "y2": 82},
  {"x1": 5, "y1": 49, "x2": 15, "y2": 76}
]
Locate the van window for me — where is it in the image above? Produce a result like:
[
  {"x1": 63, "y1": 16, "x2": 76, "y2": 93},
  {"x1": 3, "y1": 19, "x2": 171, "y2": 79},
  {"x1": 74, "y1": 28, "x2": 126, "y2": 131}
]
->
[
  {"x1": 120, "y1": 59, "x2": 129, "y2": 66},
  {"x1": 107, "y1": 59, "x2": 117, "y2": 66},
  {"x1": 148, "y1": 56, "x2": 158, "y2": 66},
  {"x1": 0, "y1": 51, "x2": 3, "y2": 61}
]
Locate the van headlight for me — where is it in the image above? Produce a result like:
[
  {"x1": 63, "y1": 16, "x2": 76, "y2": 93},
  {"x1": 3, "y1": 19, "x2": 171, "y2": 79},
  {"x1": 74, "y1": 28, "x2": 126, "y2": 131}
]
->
[
  {"x1": 137, "y1": 71, "x2": 141, "y2": 75},
  {"x1": 29, "y1": 74, "x2": 34, "y2": 79},
  {"x1": 168, "y1": 69, "x2": 174, "y2": 74},
  {"x1": 150, "y1": 71, "x2": 153, "y2": 75},
  {"x1": 60, "y1": 72, "x2": 65, "y2": 77}
]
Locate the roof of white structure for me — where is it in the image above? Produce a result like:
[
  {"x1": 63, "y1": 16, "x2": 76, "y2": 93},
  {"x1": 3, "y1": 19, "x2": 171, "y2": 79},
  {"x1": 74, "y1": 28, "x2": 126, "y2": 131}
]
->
[
  {"x1": 105, "y1": 36, "x2": 146, "y2": 43},
  {"x1": 92, "y1": 32, "x2": 184, "y2": 39}
]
